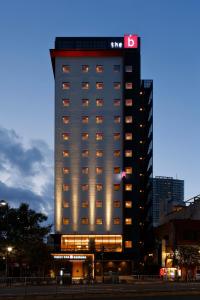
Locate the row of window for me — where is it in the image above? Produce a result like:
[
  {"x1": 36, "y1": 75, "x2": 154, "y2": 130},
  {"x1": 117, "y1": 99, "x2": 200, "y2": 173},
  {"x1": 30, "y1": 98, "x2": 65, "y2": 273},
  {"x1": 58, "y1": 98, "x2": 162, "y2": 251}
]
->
[
  {"x1": 62, "y1": 167, "x2": 133, "y2": 175},
  {"x1": 62, "y1": 132, "x2": 142, "y2": 141},
  {"x1": 62, "y1": 116, "x2": 134, "y2": 124},
  {"x1": 62, "y1": 99, "x2": 144, "y2": 108},
  {"x1": 63, "y1": 200, "x2": 132, "y2": 208},
  {"x1": 62, "y1": 64, "x2": 133, "y2": 73},
  {"x1": 63, "y1": 217, "x2": 133, "y2": 225},
  {"x1": 62, "y1": 82, "x2": 133, "y2": 90},
  {"x1": 62, "y1": 183, "x2": 144, "y2": 192}
]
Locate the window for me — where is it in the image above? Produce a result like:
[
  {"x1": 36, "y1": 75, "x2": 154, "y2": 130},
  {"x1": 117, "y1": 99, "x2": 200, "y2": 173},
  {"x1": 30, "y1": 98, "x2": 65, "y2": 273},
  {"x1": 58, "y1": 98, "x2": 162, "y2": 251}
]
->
[
  {"x1": 125, "y1": 116, "x2": 133, "y2": 123},
  {"x1": 114, "y1": 184, "x2": 120, "y2": 191},
  {"x1": 114, "y1": 116, "x2": 120, "y2": 123},
  {"x1": 96, "y1": 99, "x2": 103, "y2": 107},
  {"x1": 81, "y1": 218, "x2": 89, "y2": 224},
  {"x1": 114, "y1": 150, "x2": 120, "y2": 157},
  {"x1": 96, "y1": 82, "x2": 104, "y2": 89},
  {"x1": 82, "y1": 82, "x2": 90, "y2": 89},
  {"x1": 62, "y1": 133, "x2": 69, "y2": 141},
  {"x1": 125, "y1": 167, "x2": 132, "y2": 174},
  {"x1": 96, "y1": 65, "x2": 103, "y2": 73},
  {"x1": 62, "y1": 65, "x2": 70, "y2": 73},
  {"x1": 82, "y1": 99, "x2": 89, "y2": 107},
  {"x1": 82, "y1": 116, "x2": 89, "y2": 124},
  {"x1": 114, "y1": 200, "x2": 120, "y2": 208},
  {"x1": 62, "y1": 82, "x2": 70, "y2": 90},
  {"x1": 125, "y1": 241, "x2": 132, "y2": 248},
  {"x1": 82, "y1": 201, "x2": 88, "y2": 208},
  {"x1": 125, "y1": 82, "x2": 133, "y2": 89},
  {"x1": 125, "y1": 218, "x2": 132, "y2": 225},
  {"x1": 63, "y1": 150, "x2": 69, "y2": 157},
  {"x1": 125, "y1": 65, "x2": 133, "y2": 72},
  {"x1": 96, "y1": 167, "x2": 103, "y2": 175},
  {"x1": 96, "y1": 184, "x2": 103, "y2": 191},
  {"x1": 63, "y1": 218, "x2": 69, "y2": 225},
  {"x1": 62, "y1": 99, "x2": 70, "y2": 107},
  {"x1": 82, "y1": 65, "x2": 89, "y2": 72},
  {"x1": 82, "y1": 150, "x2": 89, "y2": 157},
  {"x1": 125, "y1": 150, "x2": 132, "y2": 157},
  {"x1": 114, "y1": 82, "x2": 121, "y2": 89},
  {"x1": 82, "y1": 167, "x2": 89, "y2": 174},
  {"x1": 63, "y1": 184, "x2": 69, "y2": 192},
  {"x1": 96, "y1": 150, "x2": 103, "y2": 157},
  {"x1": 125, "y1": 201, "x2": 132, "y2": 208},
  {"x1": 62, "y1": 116, "x2": 69, "y2": 124},
  {"x1": 113, "y1": 65, "x2": 120, "y2": 72},
  {"x1": 82, "y1": 133, "x2": 89, "y2": 140},
  {"x1": 125, "y1": 133, "x2": 132, "y2": 141},
  {"x1": 125, "y1": 184, "x2": 132, "y2": 191},
  {"x1": 96, "y1": 218, "x2": 103, "y2": 225},
  {"x1": 63, "y1": 200, "x2": 69, "y2": 208},
  {"x1": 82, "y1": 184, "x2": 89, "y2": 191},
  {"x1": 96, "y1": 116, "x2": 103, "y2": 124},
  {"x1": 114, "y1": 217, "x2": 120, "y2": 225},
  {"x1": 63, "y1": 167, "x2": 69, "y2": 174},
  {"x1": 114, "y1": 167, "x2": 120, "y2": 174},
  {"x1": 96, "y1": 200, "x2": 102, "y2": 208},
  {"x1": 125, "y1": 99, "x2": 133, "y2": 106},
  {"x1": 114, "y1": 133, "x2": 120, "y2": 140},
  {"x1": 114, "y1": 99, "x2": 120, "y2": 106},
  {"x1": 96, "y1": 133, "x2": 103, "y2": 141}
]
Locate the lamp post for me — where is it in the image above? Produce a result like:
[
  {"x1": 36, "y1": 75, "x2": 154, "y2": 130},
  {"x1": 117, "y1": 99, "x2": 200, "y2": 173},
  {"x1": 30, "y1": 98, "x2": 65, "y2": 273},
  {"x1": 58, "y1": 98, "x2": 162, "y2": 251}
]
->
[
  {"x1": 6, "y1": 246, "x2": 13, "y2": 277},
  {"x1": 0, "y1": 200, "x2": 10, "y2": 277}
]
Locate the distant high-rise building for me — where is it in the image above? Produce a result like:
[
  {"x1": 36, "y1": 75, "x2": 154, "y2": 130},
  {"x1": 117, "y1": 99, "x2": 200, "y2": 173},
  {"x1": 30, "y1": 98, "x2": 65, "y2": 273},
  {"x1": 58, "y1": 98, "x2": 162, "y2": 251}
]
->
[{"x1": 153, "y1": 176, "x2": 184, "y2": 227}]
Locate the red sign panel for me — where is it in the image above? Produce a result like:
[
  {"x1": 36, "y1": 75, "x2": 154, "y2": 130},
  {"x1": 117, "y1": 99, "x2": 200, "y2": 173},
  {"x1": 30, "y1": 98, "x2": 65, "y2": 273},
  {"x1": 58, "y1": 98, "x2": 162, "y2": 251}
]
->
[{"x1": 124, "y1": 35, "x2": 138, "y2": 48}]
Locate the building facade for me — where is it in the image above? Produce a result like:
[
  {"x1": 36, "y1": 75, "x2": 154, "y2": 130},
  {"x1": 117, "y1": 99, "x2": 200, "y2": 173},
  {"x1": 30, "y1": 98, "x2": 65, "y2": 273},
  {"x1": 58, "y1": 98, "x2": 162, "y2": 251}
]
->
[{"x1": 50, "y1": 36, "x2": 153, "y2": 279}]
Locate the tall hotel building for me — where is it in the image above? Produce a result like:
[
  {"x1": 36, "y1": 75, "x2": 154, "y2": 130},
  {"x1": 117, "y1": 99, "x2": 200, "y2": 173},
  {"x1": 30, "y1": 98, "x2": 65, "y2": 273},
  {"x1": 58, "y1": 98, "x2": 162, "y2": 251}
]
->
[{"x1": 50, "y1": 35, "x2": 153, "y2": 279}]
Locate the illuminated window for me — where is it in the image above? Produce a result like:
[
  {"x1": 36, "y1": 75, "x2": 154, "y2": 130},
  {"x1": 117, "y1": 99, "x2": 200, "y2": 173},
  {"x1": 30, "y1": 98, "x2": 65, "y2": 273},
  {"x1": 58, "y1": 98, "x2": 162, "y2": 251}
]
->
[
  {"x1": 62, "y1": 133, "x2": 69, "y2": 141},
  {"x1": 114, "y1": 116, "x2": 120, "y2": 123},
  {"x1": 63, "y1": 184, "x2": 69, "y2": 192},
  {"x1": 114, "y1": 133, "x2": 120, "y2": 140},
  {"x1": 125, "y1": 241, "x2": 132, "y2": 248},
  {"x1": 125, "y1": 116, "x2": 133, "y2": 123},
  {"x1": 125, "y1": 184, "x2": 132, "y2": 191},
  {"x1": 82, "y1": 82, "x2": 90, "y2": 89},
  {"x1": 125, "y1": 150, "x2": 132, "y2": 157},
  {"x1": 96, "y1": 116, "x2": 103, "y2": 124},
  {"x1": 96, "y1": 65, "x2": 103, "y2": 73},
  {"x1": 96, "y1": 167, "x2": 103, "y2": 175},
  {"x1": 125, "y1": 167, "x2": 132, "y2": 174},
  {"x1": 82, "y1": 116, "x2": 89, "y2": 124},
  {"x1": 82, "y1": 167, "x2": 89, "y2": 174},
  {"x1": 82, "y1": 201, "x2": 88, "y2": 208},
  {"x1": 114, "y1": 184, "x2": 120, "y2": 191},
  {"x1": 114, "y1": 167, "x2": 120, "y2": 174},
  {"x1": 82, "y1": 184, "x2": 89, "y2": 191},
  {"x1": 96, "y1": 99, "x2": 103, "y2": 107},
  {"x1": 96, "y1": 184, "x2": 103, "y2": 191},
  {"x1": 114, "y1": 82, "x2": 121, "y2": 89},
  {"x1": 63, "y1": 167, "x2": 69, "y2": 174},
  {"x1": 96, "y1": 82, "x2": 104, "y2": 89},
  {"x1": 62, "y1": 65, "x2": 70, "y2": 73},
  {"x1": 125, "y1": 65, "x2": 133, "y2": 72},
  {"x1": 96, "y1": 150, "x2": 103, "y2": 158},
  {"x1": 125, "y1": 99, "x2": 133, "y2": 106},
  {"x1": 62, "y1": 116, "x2": 69, "y2": 124},
  {"x1": 96, "y1": 133, "x2": 103, "y2": 141},
  {"x1": 114, "y1": 200, "x2": 120, "y2": 208},
  {"x1": 125, "y1": 201, "x2": 132, "y2": 208},
  {"x1": 62, "y1": 82, "x2": 70, "y2": 90},
  {"x1": 96, "y1": 200, "x2": 102, "y2": 208},
  {"x1": 62, "y1": 99, "x2": 70, "y2": 107},
  {"x1": 125, "y1": 82, "x2": 133, "y2": 89},
  {"x1": 63, "y1": 218, "x2": 69, "y2": 225},
  {"x1": 63, "y1": 150, "x2": 69, "y2": 157},
  {"x1": 96, "y1": 218, "x2": 103, "y2": 225},
  {"x1": 114, "y1": 150, "x2": 120, "y2": 157},
  {"x1": 113, "y1": 65, "x2": 120, "y2": 72},
  {"x1": 125, "y1": 218, "x2": 132, "y2": 225},
  {"x1": 81, "y1": 218, "x2": 89, "y2": 224},
  {"x1": 82, "y1": 150, "x2": 89, "y2": 157},
  {"x1": 125, "y1": 133, "x2": 132, "y2": 141},
  {"x1": 63, "y1": 200, "x2": 69, "y2": 208},
  {"x1": 114, "y1": 218, "x2": 120, "y2": 225},
  {"x1": 114, "y1": 99, "x2": 120, "y2": 106},
  {"x1": 82, "y1": 65, "x2": 89, "y2": 72},
  {"x1": 82, "y1": 99, "x2": 89, "y2": 107},
  {"x1": 82, "y1": 133, "x2": 89, "y2": 140}
]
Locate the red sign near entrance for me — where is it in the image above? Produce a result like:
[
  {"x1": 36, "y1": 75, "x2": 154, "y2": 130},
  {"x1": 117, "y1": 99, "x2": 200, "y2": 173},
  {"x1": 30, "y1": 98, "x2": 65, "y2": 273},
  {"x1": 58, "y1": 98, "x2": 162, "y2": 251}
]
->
[{"x1": 124, "y1": 35, "x2": 138, "y2": 48}]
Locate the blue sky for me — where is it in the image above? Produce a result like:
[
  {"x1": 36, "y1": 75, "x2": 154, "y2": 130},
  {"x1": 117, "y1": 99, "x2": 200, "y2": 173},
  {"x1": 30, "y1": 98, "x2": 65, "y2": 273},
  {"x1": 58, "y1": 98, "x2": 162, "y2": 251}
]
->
[{"x1": 0, "y1": 0, "x2": 199, "y2": 218}]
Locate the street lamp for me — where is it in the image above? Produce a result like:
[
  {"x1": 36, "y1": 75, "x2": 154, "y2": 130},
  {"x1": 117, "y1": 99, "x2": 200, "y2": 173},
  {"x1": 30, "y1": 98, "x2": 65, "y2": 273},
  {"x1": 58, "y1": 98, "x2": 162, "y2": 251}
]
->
[
  {"x1": 0, "y1": 200, "x2": 7, "y2": 207},
  {"x1": 6, "y1": 246, "x2": 13, "y2": 277}
]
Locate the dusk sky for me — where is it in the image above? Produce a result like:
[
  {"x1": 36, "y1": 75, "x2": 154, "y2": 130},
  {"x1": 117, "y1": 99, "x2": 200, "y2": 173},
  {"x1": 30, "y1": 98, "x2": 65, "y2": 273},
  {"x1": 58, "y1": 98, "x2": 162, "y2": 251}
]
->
[{"x1": 0, "y1": 0, "x2": 199, "y2": 221}]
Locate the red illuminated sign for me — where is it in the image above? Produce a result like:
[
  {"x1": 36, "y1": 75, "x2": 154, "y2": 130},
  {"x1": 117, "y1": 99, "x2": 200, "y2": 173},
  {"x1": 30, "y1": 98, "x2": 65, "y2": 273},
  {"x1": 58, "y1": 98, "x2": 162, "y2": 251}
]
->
[{"x1": 124, "y1": 35, "x2": 138, "y2": 48}]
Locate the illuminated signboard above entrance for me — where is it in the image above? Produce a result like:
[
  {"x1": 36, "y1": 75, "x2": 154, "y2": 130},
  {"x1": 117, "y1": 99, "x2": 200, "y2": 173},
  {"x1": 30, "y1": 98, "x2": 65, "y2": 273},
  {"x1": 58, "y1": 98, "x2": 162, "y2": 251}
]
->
[
  {"x1": 53, "y1": 255, "x2": 87, "y2": 260},
  {"x1": 110, "y1": 35, "x2": 138, "y2": 49}
]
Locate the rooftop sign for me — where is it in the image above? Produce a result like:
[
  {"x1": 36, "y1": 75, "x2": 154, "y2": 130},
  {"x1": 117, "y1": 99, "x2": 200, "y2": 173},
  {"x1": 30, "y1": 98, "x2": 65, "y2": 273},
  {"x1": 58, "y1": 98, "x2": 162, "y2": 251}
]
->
[{"x1": 110, "y1": 35, "x2": 138, "y2": 49}]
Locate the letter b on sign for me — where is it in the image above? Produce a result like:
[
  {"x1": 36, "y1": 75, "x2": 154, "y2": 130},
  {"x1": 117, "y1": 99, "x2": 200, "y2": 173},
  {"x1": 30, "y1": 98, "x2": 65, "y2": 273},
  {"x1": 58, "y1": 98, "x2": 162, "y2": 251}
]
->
[{"x1": 124, "y1": 35, "x2": 138, "y2": 48}]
